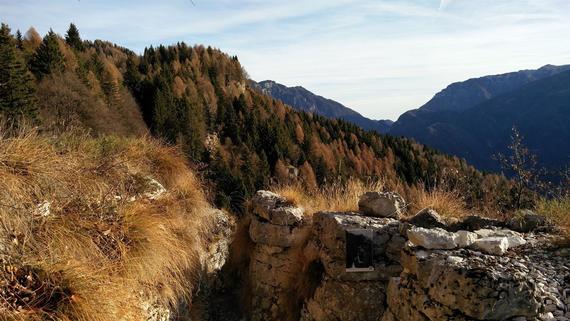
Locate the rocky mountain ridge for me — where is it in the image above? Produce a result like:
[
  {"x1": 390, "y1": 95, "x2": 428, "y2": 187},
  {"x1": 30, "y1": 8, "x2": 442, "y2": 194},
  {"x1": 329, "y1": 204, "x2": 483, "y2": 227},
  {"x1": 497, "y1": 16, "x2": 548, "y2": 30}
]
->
[
  {"x1": 251, "y1": 80, "x2": 394, "y2": 133},
  {"x1": 417, "y1": 64, "x2": 570, "y2": 113}
]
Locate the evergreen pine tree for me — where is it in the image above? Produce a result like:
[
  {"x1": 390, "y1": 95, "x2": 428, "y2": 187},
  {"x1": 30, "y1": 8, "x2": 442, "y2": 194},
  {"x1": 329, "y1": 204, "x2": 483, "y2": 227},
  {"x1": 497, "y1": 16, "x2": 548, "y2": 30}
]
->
[
  {"x1": 0, "y1": 24, "x2": 37, "y2": 122},
  {"x1": 15, "y1": 30, "x2": 23, "y2": 49},
  {"x1": 29, "y1": 29, "x2": 65, "y2": 78},
  {"x1": 65, "y1": 23, "x2": 84, "y2": 51}
]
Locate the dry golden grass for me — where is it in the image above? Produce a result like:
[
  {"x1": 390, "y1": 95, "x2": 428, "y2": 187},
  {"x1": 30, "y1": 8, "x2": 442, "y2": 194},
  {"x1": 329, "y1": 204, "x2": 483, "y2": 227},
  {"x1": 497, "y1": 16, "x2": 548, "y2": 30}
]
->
[
  {"x1": 273, "y1": 177, "x2": 475, "y2": 221},
  {"x1": 407, "y1": 187, "x2": 469, "y2": 219},
  {"x1": 273, "y1": 178, "x2": 385, "y2": 217},
  {"x1": 0, "y1": 128, "x2": 215, "y2": 320},
  {"x1": 535, "y1": 196, "x2": 570, "y2": 238}
]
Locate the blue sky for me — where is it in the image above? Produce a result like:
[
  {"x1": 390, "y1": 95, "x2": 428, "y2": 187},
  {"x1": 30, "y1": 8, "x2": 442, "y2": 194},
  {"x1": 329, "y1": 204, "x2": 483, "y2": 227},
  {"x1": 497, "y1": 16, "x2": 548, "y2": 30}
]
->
[{"x1": 2, "y1": 0, "x2": 570, "y2": 120}]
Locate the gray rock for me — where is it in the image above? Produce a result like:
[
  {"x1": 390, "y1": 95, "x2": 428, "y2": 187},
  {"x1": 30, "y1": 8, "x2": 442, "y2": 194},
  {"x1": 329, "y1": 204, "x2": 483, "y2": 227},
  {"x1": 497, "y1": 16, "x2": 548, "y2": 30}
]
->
[
  {"x1": 395, "y1": 246, "x2": 542, "y2": 320},
  {"x1": 358, "y1": 192, "x2": 404, "y2": 218},
  {"x1": 144, "y1": 177, "x2": 167, "y2": 200},
  {"x1": 251, "y1": 190, "x2": 305, "y2": 226},
  {"x1": 451, "y1": 215, "x2": 505, "y2": 231},
  {"x1": 201, "y1": 209, "x2": 235, "y2": 274},
  {"x1": 407, "y1": 208, "x2": 447, "y2": 229}
]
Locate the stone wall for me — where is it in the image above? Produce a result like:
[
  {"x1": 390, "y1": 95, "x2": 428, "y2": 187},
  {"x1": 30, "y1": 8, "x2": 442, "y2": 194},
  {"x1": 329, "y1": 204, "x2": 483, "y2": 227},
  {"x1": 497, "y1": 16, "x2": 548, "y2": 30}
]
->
[
  {"x1": 248, "y1": 191, "x2": 311, "y2": 321},
  {"x1": 245, "y1": 190, "x2": 570, "y2": 321}
]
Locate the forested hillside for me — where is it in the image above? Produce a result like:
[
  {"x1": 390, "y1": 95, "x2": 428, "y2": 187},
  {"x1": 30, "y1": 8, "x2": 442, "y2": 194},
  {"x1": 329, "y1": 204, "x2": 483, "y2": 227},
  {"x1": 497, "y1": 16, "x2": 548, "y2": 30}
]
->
[{"x1": 0, "y1": 23, "x2": 518, "y2": 213}]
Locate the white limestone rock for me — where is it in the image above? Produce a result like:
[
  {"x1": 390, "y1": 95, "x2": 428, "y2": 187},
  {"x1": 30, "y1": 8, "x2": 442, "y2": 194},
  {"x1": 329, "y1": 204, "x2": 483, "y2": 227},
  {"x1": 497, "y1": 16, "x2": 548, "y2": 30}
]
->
[
  {"x1": 407, "y1": 227, "x2": 458, "y2": 250},
  {"x1": 471, "y1": 237, "x2": 509, "y2": 255},
  {"x1": 455, "y1": 230, "x2": 478, "y2": 248}
]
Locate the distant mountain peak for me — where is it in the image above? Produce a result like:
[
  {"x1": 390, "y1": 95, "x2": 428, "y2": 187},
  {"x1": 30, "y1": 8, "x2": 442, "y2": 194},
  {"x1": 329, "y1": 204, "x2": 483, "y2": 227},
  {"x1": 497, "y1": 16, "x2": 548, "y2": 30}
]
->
[{"x1": 252, "y1": 80, "x2": 393, "y2": 133}]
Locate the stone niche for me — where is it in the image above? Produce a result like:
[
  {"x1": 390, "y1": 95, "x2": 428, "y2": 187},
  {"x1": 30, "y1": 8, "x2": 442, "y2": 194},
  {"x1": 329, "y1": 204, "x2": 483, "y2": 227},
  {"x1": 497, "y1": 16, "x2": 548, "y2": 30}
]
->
[{"x1": 300, "y1": 212, "x2": 406, "y2": 321}]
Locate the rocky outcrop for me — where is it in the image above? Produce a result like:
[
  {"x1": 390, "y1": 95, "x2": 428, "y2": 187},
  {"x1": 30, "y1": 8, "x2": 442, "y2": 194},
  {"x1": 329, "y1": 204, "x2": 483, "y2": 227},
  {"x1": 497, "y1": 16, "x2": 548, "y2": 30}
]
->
[
  {"x1": 201, "y1": 209, "x2": 235, "y2": 275},
  {"x1": 388, "y1": 235, "x2": 570, "y2": 321},
  {"x1": 242, "y1": 191, "x2": 570, "y2": 321}
]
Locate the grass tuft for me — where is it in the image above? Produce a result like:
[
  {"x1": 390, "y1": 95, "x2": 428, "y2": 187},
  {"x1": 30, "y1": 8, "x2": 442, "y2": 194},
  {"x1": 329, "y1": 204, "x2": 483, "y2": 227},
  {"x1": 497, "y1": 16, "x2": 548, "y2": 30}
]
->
[
  {"x1": 535, "y1": 196, "x2": 570, "y2": 239},
  {"x1": 408, "y1": 187, "x2": 469, "y2": 219}
]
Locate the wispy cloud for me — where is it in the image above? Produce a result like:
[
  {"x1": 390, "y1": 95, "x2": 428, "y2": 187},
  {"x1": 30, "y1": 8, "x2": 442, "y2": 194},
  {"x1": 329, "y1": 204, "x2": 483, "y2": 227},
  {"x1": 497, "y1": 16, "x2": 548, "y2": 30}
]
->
[
  {"x1": 439, "y1": 0, "x2": 453, "y2": 10},
  {"x1": 1, "y1": 0, "x2": 569, "y2": 120}
]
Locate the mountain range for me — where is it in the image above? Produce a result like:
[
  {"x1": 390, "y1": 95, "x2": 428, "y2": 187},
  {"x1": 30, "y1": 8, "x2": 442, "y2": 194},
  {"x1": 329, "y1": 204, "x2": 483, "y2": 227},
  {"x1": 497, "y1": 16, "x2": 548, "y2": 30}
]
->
[
  {"x1": 257, "y1": 65, "x2": 570, "y2": 173},
  {"x1": 251, "y1": 80, "x2": 394, "y2": 133},
  {"x1": 389, "y1": 64, "x2": 570, "y2": 171}
]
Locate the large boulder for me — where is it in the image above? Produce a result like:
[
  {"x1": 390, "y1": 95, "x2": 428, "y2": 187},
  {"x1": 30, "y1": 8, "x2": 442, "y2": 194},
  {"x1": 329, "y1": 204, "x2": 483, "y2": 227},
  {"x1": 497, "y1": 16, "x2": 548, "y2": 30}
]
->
[
  {"x1": 390, "y1": 246, "x2": 544, "y2": 320},
  {"x1": 358, "y1": 192, "x2": 404, "y2": 218}
]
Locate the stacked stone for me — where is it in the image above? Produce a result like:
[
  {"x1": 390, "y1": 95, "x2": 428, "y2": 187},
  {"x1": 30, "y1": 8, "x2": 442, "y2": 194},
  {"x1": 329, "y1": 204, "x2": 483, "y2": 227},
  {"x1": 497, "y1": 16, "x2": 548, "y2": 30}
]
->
[
  {"x1": 300, "y1": 192, "x2": 407, "y2": 321},
  {"x1": 248, "y1": 191, "x2": 309, "y2": 321}
]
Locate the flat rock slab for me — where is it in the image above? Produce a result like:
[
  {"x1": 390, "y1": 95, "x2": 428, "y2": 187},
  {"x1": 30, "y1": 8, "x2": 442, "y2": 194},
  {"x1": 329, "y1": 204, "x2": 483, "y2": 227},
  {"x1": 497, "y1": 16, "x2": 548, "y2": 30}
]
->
[{"x1": 471, "y1": 237, "x2": 509, "y2": 255}]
